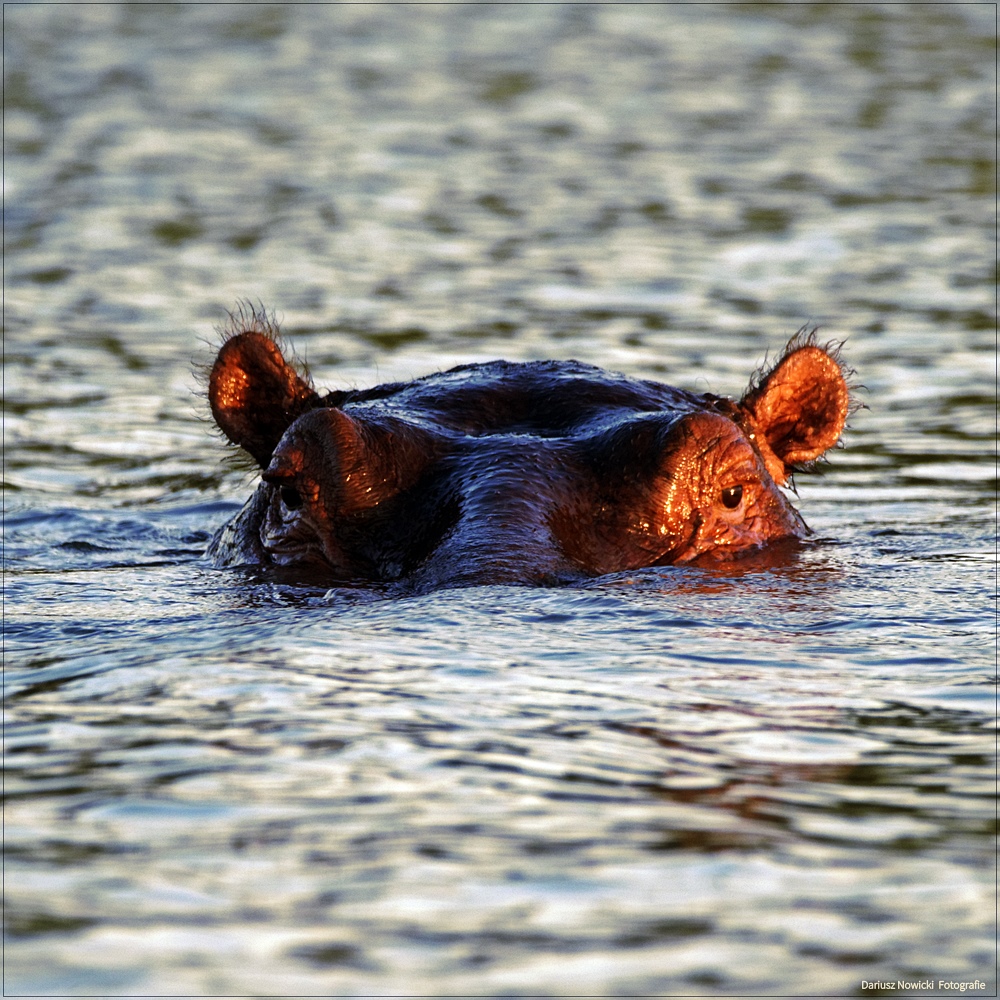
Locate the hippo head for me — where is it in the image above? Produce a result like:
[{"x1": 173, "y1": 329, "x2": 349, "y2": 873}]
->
[{"x1": 208, "y1": 310, "x2": 852, "y2": 587}]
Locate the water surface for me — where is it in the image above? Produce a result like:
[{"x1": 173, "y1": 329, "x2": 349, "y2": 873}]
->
[{"x1": 3, "y1": 5, "x2": 995, "y2": 995}]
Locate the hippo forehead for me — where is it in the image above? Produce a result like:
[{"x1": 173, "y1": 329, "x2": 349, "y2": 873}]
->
[{"x1": 322, "y1": 358, "x2": 708, "y2": 438}]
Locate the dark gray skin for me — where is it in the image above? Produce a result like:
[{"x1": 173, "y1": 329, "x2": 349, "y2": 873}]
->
[{"x1": 207, "y1": 311, "x2": 852, "y2": 589}]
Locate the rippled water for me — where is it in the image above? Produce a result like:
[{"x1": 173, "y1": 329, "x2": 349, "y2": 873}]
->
[{"x1": 4, "y1": 5, "x2": 996, "y2": 996}]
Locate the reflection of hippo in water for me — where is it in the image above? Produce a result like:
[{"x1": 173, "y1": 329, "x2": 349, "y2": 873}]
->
[{"x1": 207, "y1": 308, "x2": 853, "y2": 588}]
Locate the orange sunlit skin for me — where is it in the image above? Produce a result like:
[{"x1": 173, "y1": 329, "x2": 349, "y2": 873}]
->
[{"x1": 207, "y1": 305, "x2": 853, "y2": 588}]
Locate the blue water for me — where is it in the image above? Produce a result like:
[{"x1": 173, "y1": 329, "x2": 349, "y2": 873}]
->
[{"x1": 4, "y1": 4, "x2": 995, "y2": 995}]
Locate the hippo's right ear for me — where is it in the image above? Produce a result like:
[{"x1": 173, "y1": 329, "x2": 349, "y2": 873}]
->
[
  {"x1": 209, "y1": 328, "x2": 320, "y2": 468},
  {"x1": 741, "y1": 336, "x2": 851, "y2": 476}
]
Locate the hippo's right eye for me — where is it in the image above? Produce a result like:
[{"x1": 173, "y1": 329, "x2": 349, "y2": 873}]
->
[
  {"x1": 280, "y1": 485, "x2": 303, "y2": 510},
  {"x1": 721, "y1": 484, "x2": 743, "y2": 509}
]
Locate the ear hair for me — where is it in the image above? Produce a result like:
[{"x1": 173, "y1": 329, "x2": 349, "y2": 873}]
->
[{"x1": 745, "y1": 327, "x2": 860, "y2": 406}]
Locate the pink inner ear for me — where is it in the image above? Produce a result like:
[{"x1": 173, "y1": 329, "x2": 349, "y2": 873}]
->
[{"x1": 746, "y1": 346, "x2": 850, "y2": 467}]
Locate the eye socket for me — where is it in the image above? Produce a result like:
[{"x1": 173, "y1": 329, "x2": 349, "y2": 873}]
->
[
  {"x1": 280, "y1": 485, "x2": 303, "y2": 510},
  {"x1": 721, "y1": 484, "x2": 743, "y2": 509}
]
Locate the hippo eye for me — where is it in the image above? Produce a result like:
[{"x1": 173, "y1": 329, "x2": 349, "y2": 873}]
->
[
  {"x1": 280, "y1": 485, "x2": 303, "y2": 510},
  {"x1": 721, "y1": 484, "x2": 743, "y2": 509}
]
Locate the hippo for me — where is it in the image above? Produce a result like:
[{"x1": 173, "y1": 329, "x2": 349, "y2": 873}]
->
[{"x1": 207, "y1": 308, "x2": 852, "y2": 588}]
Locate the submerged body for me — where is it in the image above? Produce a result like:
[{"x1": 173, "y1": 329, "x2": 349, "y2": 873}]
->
[{"x1": 208, "y1": 311, "x2": 852, "y2": 588}]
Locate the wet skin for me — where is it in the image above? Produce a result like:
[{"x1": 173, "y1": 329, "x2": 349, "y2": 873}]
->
[{"x1": 207, "y1": 310, "x2": 852, "y2": 588}]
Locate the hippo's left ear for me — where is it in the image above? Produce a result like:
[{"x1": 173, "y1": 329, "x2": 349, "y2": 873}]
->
[
  {"x1": 209, "y1": 320, "x2": 321, "y2": 468},
  {"x1": 741, "y1": 339, "x2": 851, "y2": 472}
]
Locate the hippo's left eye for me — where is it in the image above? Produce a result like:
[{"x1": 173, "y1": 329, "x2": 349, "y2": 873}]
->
[{"x1": 721, "y1": 484, "x2": 743, "y2": 509}]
